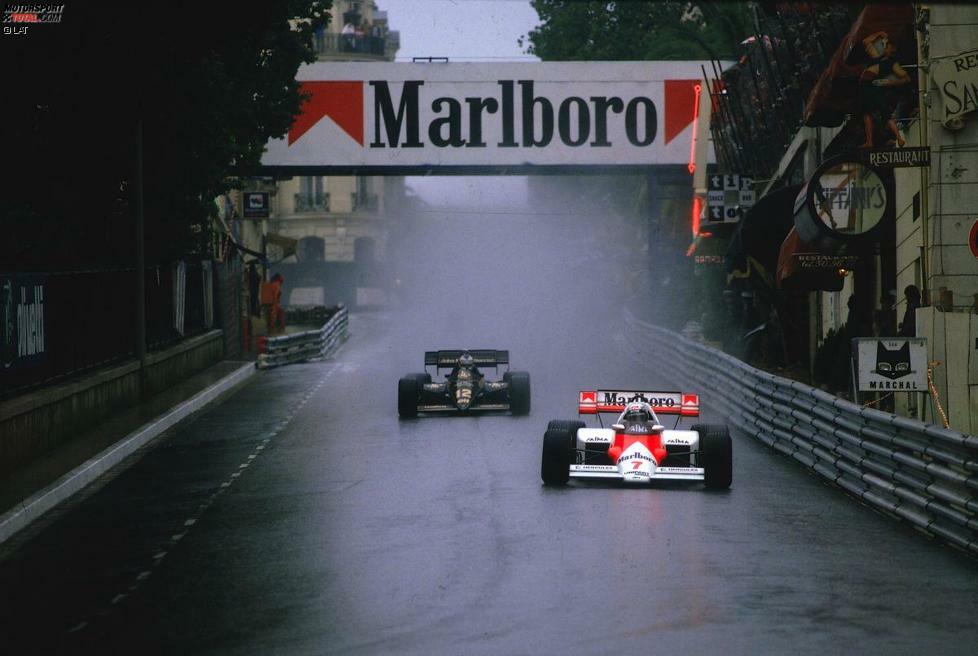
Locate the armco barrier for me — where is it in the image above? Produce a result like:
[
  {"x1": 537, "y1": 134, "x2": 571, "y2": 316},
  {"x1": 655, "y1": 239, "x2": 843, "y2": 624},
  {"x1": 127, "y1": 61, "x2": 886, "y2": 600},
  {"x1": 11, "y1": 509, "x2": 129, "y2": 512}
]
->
[
  {"x1": 624, "y1": 310, "x2": 978, "y2": 556},
  {"x1": 258, "y1": 305, "x2": 348, "y2": 370}
]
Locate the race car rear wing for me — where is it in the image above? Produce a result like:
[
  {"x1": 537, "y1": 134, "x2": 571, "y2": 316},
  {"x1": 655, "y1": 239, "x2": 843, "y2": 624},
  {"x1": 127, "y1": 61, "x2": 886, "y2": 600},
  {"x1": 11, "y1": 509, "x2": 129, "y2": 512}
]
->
[
  {"x1": 425, "y1": 349, "x2": 509, "y2": 369},
  {"x1": 578, "y1": 390, "x2": 699, "y2": 417}
]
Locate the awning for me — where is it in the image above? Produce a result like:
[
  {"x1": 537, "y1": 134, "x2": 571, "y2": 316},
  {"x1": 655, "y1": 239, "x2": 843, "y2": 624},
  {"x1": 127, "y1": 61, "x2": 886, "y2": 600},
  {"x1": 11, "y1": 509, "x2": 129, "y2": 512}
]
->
[
  {"x1": 265, "y1": 233, "x2": 297, "y2": 263},
  {"x1": 803, "y1": 3, "x2": 916, "y2": 128},
  {"x1": 726, "y1": 184, "x2": 803, "y2": 287},
  {"x1": 776, "y1": 227, "x2": 859, "y2": 291}
]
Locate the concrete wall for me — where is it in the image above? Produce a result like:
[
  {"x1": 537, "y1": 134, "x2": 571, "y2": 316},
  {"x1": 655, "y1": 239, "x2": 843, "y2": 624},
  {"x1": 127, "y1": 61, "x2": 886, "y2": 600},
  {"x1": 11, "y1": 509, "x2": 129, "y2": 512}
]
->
[{"x1": 0, "y1": 330, "x2": 224, "y2": 477}]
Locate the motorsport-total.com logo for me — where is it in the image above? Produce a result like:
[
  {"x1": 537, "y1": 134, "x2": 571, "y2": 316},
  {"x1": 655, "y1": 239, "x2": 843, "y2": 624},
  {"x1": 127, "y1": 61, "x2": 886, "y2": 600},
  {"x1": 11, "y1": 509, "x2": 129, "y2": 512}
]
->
[{"x1": 2, "y1": 3, "x2": 64, "y2": 36}]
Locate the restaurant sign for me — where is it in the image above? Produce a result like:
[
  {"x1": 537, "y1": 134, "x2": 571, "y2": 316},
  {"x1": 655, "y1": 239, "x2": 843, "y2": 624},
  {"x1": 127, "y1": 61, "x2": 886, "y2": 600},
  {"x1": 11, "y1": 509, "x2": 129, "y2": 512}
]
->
[{"x1": 862, "y1": 146, "x2": 929, "y2": 168}]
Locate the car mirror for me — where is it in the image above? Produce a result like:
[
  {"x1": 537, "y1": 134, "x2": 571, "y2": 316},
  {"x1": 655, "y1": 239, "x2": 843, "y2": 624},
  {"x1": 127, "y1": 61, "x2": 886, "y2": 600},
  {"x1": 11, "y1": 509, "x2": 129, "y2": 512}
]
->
[{"x1": 611, "y1": 423, "x2": 625, "y2": 431}]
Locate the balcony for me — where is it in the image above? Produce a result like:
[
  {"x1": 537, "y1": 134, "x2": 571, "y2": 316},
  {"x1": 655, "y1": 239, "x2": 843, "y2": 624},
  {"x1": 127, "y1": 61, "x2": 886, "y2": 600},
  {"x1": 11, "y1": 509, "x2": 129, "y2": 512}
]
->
[
  {"x1": 352, "y1": 192, "x2": 378, "y2": 212},
  {"x1": 314, "y1": 32, "x2": 395, "y2": 61},
  {"x1": 294, "y1": 192, "x2": 330, "y2": 213}
]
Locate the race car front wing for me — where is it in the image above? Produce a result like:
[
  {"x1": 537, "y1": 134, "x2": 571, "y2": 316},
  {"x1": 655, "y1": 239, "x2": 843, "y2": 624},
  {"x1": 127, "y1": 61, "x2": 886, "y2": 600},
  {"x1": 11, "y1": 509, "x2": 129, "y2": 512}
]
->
[
  {"x1": 569, "y1": 465, "x2": 705, "y2": 481},
  {"x1": 415, "y1": 402, "x2": 511, "y2": 413}
]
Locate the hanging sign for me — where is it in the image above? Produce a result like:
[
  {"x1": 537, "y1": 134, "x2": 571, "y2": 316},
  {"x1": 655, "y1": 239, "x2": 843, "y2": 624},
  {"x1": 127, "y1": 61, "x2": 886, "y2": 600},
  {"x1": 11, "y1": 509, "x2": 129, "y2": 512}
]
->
[
  {"x1": 706, "y1": 173, "x2": 754, "y2": 222},
  {"x1": 794, "y1": 157, "x2": 890, "y2": 242},
  {"x1": 930, "y1": 48, "x2": 978, "y2": 128}
]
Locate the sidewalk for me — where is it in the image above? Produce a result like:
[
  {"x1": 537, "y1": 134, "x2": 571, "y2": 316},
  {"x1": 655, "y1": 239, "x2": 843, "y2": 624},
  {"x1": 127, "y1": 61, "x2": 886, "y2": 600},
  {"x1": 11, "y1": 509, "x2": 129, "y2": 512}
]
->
[{"x1": 0, "y1": 360, "x2": 256, "y2": 544}]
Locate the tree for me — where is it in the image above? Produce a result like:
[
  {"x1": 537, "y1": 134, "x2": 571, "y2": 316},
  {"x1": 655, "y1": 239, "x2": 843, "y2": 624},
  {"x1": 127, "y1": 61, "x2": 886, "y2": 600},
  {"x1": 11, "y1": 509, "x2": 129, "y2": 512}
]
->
[
  {"x1": 522, "y1": 1, "x2": 752, "y2": 62},
  {"x1": 1, "y1": 1, "x2": 330, "y2": 268}
]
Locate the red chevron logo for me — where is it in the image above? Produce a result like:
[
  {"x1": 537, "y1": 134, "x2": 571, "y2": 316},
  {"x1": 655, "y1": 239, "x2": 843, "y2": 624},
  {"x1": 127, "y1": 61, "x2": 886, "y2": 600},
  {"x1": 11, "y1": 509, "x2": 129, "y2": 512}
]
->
[
  {"x1": 664, "y1": 79, "x2": 700, "y2": 145},
  {"x1": 288, "y1": 81, "x2": 364, "y2": 146}
]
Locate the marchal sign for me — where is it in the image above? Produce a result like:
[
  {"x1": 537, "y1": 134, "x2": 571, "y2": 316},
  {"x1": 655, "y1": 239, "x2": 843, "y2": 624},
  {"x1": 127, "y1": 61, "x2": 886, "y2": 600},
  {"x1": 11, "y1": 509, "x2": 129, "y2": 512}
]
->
[
  {"x1": 853, "y1": 338, "x2": 927, "y2": 393},
  {"x1": 931, "y1": 48, "x2": 978, "y2": 128},
  {"x1": 261, "y1": 62, "x2": 718, "y2": 173}
]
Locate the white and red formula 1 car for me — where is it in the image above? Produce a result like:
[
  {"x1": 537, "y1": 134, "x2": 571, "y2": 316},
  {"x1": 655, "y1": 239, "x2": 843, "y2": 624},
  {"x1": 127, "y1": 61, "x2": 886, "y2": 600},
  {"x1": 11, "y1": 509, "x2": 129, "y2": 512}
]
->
[{"x1": 541, "y1": 389, "x2": 732, "y2": 489}]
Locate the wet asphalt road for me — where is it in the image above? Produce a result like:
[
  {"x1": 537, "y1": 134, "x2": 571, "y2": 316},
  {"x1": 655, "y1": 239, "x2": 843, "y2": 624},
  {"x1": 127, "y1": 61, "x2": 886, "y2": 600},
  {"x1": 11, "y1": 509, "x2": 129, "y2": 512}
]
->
[{"x1": 2, "y1": 208, "x2": 977, "y2": 655}]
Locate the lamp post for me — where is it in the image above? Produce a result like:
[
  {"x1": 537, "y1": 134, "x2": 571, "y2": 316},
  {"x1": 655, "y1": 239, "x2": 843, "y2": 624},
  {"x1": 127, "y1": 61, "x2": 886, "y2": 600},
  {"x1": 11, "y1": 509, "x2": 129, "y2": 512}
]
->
[{"x1": 136, "y1": 119, "x2": 147, "y2": 398}]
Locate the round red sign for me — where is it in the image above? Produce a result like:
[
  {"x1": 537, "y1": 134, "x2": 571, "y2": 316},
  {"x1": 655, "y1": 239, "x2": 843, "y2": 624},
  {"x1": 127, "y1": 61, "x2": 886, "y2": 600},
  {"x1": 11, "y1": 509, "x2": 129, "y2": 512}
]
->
[{"x1": 970, "y1": 220, "x2": 978, "y2": 259}]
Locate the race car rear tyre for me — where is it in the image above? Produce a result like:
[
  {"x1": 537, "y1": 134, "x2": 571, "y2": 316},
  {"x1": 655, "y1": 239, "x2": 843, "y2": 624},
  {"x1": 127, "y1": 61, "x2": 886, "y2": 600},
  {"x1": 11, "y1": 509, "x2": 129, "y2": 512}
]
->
[
  {"x1": 411, "y1": 372, "x2": 432, "y2": 385},
  {"x1": 508, "y1": 371, "x2": 531, "y2": 415},
  {"x1": 541, "y1": 425, "x2": 575, "y2": 485},
  {"x1": 398, "y1": 376, "x2": 420, "y2": 419},
  {"x1": 695, "y1": 424, "x2": 732, "y2": 489}
]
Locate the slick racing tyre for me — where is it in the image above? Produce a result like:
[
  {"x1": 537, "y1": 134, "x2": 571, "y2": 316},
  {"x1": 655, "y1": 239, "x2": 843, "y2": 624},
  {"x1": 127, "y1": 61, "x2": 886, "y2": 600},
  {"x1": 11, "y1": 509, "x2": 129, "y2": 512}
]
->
[
  {"x1": 398, "y1": 376, "x2": 420, "y2": 419},
  {"x1": 506, "y1": 371, "x2": 531, "y2": 415},
  {"x1": 694, "y1": 424, "x2": 732, "y2": 489},
  {"x1": 541, "y1": 421, "x2": 577, "y2": 485},
  {"x1": 411, "y1": 372, "x2": 432, "y2": 385},
  {"x1": 546, "y1": 419, "x2": 585, "y2": 433}
]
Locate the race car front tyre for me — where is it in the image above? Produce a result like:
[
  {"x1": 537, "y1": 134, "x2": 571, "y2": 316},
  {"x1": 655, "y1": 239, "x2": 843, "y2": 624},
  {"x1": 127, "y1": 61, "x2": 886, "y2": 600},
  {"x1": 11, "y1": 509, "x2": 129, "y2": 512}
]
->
[
  {"x1": 398, "y1": 376, "x2": 420, "y2": 419},
  {"x1": 695, "y1": 424, "x2": 732, "y2": 489},
  {"x1": 541, "y1": 423, "x2": 575, "y2": 485},
  {"x1": 507, "y1": 371, "x2": 531, "y2": 415}
]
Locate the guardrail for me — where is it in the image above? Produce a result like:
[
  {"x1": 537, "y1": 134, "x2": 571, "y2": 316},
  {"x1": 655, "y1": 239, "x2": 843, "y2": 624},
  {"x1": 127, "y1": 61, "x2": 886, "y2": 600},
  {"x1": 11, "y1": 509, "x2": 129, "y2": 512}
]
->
[
  {"x1": 624, "y1": 309, "x2": 978, "y2": 556},
  {"x1": 258, "y1": 305, "x2": 348, "y2": 370}
]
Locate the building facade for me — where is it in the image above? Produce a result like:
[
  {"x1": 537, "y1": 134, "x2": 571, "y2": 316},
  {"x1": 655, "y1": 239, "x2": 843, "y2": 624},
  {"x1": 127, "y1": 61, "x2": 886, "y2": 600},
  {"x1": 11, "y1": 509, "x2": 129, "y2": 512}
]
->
[
  {"x1": 693, "y1": 2, "x2": 978, "y2": 432},
  {"x1": 239, "y1": 1, "x2": 402, "y2": 310}
]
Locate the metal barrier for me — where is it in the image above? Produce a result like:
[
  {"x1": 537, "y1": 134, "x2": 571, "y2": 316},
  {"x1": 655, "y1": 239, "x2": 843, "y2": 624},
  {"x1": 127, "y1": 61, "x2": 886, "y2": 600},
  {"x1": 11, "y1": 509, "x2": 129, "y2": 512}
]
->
[
  {"x1": 258, "y1": 305, "x2": 349, "y2": 370},
  {"x1": 624, "y1": 309, "x2": 978, "y2": 556}
]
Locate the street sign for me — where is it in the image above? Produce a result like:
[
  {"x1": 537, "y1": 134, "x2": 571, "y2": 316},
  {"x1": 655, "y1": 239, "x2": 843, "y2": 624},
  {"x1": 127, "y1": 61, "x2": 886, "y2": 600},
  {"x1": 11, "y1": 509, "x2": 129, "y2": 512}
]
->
[
  {"x1": 243, "y1": 192, "x2": 270, "y2": 218},
  {"x1": 970, "y1": 219, "x2": 978, "y2": 259}
]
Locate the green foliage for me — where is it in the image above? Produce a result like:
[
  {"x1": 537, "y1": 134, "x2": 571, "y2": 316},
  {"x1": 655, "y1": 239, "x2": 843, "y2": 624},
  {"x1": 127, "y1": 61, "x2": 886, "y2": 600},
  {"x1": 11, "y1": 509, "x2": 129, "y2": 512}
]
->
[
  {"x1": 1, "y1": 1, "x2": 330, "y2": 268},
  {"x1": 523, "y1": 1, "x2": 753, "y2": 62}
]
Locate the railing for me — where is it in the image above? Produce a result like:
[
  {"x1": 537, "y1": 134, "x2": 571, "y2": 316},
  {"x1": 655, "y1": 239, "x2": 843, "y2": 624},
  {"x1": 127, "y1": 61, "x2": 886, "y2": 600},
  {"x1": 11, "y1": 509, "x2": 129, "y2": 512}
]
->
[
  {"x1": 257, "y1": 305, "x2": 348, "y2": 370},
  {"x1": 623, "y1": 309, "x2": 978, "y2": 556},
  {"x1": 294, "y1": 192, "x2": 330, "y2": 213},
  {"x1": 352, "y1": 192, "x2": 378, "y2": 212},
  {"x1": 314, "y1": 32, "x2": 390, "y2": 58}
]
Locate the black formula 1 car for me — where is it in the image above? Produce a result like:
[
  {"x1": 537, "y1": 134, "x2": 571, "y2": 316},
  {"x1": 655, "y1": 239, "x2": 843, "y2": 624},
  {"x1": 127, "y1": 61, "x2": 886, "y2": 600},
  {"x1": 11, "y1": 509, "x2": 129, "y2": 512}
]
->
[{"x1": 398, "y1": 349, "x2": 530, "y2": 418}]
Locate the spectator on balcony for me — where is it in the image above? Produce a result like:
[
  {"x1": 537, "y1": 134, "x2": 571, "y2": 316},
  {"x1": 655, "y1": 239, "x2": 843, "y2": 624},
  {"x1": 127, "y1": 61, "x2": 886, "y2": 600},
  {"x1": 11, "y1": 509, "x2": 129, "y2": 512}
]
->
[
  {"x1": 341, "y1": 21, "x2": 356, "y2": 52},
  {"x1": 313, "y1": 24, "x2": 325, "y2": 53},
  {"x1": 370, "y1": 21, "x2": 384, "y2": 54},
  {"x1": 354, "y1": 22, "x2": 366, "y2": 52}
]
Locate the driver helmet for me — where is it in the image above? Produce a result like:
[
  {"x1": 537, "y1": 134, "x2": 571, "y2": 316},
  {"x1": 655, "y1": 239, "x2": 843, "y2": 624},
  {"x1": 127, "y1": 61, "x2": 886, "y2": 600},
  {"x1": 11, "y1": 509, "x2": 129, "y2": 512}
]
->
[
  {"x1": 457, "y1": 353, "x2": 474, "y2": 368},
  {"x1": 623, "y1": 402, "x2": 651, "y2": 424}
]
